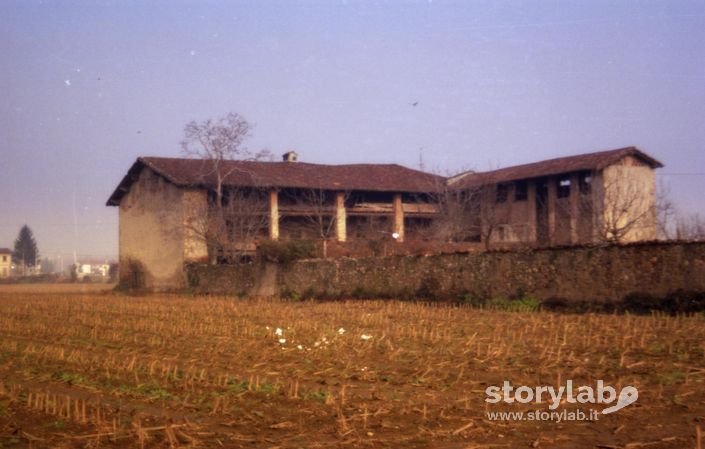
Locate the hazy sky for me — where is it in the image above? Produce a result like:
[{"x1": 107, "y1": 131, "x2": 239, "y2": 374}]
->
[{"x1": 1, "y1": 0, "x2": 704, "y2": 262}]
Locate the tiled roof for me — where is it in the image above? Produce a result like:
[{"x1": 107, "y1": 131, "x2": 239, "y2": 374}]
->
[
  {"x1": 0, "y1": 248, "x2": 12, "y2": 254},
  {"x1": 107, "y1": 157, "x2": 445, "y2": 206},
  {"x1": 450, "y1": 146, "x2": 663, "y2": 189},
  {"x1": 107, "y1": 147, "x2": 663, "y2": 206}
]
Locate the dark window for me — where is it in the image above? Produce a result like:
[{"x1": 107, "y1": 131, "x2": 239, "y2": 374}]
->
[
  {"x1": 579, "y1": 172, "x2": 592, "y2": 195},
  {"x1": 514, "y1": 180, "x2": 528, "y2": 201},
  {"x1": 557, "y1": 177, "x2": 571, "y2": 198},
  {"x1": 2, "y1": 256, "x2": 6, "y2": 262},
  {"x1": 496, "y1": 183, "x2": 508, "y2": 203}
]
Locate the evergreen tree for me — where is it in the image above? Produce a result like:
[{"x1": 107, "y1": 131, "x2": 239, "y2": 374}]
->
[{"x1": 13, "y1": 225, "x2": 39, "y2": 271}]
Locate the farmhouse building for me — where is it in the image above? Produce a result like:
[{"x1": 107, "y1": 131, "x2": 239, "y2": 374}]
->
[
  {"x1": 449, "y1": 147, "x2": 663, "y2": 246},
  {"x1": 0, "y1": 248, "x2": 11, "y2": 278},
  {"x1": 107, "y1": 155, "x2": 443, "y2": 289},
  {"x1": 107, "y1": 146, "x2": 662, "y2": 289}
]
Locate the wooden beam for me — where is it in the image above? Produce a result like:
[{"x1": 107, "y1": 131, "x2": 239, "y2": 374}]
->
[{"x1": 347, "y1": 202, "x2": 439, "y2": 215}]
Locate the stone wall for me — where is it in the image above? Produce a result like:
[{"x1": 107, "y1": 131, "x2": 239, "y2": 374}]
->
[{"x1": 185, "y1": 241, "x2": 705, "y2": 303}]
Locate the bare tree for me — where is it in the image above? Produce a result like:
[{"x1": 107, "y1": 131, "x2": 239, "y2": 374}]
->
[
  {"x1": 592, "y1": 174, "x2": 657, "y2": 243},
  {"x1": 676, "y1": 213, "x2": 705, "y2": 240},
  {"x1": 281, "y1": 188, "x2": 351, "y2": 258},
  {"x1": 180, "y1": 112, "x2": 272, "y2": 263},
  {"x1": 218, "y1": 187, "x2": 270, "y2": 261},
  {"x1": 429, "y1": 171, "x2": 503, "y2": 248},
  {"x1": 477, "y1": 184, "x2": 513, "y2": 249},
  {"x1": 425, "y1": 169, "x2": 472, "y2": 242},
  {"x1": 183, "y1": 186, "x2": 270, "y2": 263},
  {"x1": 429, "y1": 183, "x2": 473, "y2": 242},
  {"x1": 655, "y1": 180, "x2": 677, "y2": 239},
  {"x1": 181, "y1": 113, "x2": 272, "y2": 203}
]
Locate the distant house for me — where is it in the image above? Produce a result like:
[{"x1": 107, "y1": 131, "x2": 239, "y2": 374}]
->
[
  {"x1": 0, "y1": 248, "x2": 11, "y2": 278},
  {"x1": 75, "y1": 261, "x2": 112, "y2": 278},
  {"x1": 107, "y1": 146, "x2": 662, "y2": 290}
]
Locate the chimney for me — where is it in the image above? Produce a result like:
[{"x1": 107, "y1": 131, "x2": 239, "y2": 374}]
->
[{"x1": 282, "y1": 151, "x2": 298, "y2": 162}]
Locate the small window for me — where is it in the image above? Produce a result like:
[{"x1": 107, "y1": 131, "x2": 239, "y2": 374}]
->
[
  {"x1": 496, "y1": 183, "x2": 509, "y2": 203},
  {"x1": 1, "y1": 256, "x2": 5, "y2": 262},
  {"x1": 579, "y1": 172, "x2": 592, "y2": 195},
  {"x1": 557, "y1": 177, "x2": 571, "y2": 198},
  {"x1": 514, "y1": 180, "x2": 528, "y2": 201}
]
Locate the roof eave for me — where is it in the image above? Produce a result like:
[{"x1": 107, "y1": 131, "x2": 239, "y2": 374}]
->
[
  {"x1": 105, "y1": 159, "x2": 148, "y2": 206},
  {"x1": 628, "y1": 148, "x2": 665, "y2": 169},
  {"x1": 594, "y1": 147, "x2": 664, "y2": 170}
]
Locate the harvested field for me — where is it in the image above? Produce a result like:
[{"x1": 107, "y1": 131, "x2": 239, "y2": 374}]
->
[
  {"x1": 0, "y1": 286, "x2": 704, "y2": 448},
  {"x1": 0, "y1": 283, "x2": 114, "y2": 295}
]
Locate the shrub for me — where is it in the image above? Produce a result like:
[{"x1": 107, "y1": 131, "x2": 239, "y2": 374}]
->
[
  {"x1": 279, "y1": 286, "x2": 298, "y2": 300},
  {"x1": 301, "y1": 286, "x2": 317, "y2": 300},
  {"x1": 540, "y1": 296, "x2": 571, "y2": 312},
  {"x1": 120, "y1": 258, "x2": 147, "y2": 292},
  {"x1": 486, "y1": 296, "x2": 540, "y2": 312},
  {"x1": 618, "y1": 290, "x2": 705, "y2": 315},
  {"x1": 396, "y1": 286, "x2": 416, "y2": 301},
  {"x1": 367, "y1": 239, "x2": 383, "y2": 257},
  {"x1": 108, "y1": 263, "x2": 119, "y2": 282},
  {"x1": 663, "y1": 289, "x2": 705, "y2": 314},
  {"x1": 621, "y1": 292, "x2": 663, "y2": 314},
  {"x1": 541, "y1": 291, "x2": 705, "y2": 315},
  {"x1": 351, "y1": 286, "x2": 372, "y2": 299},
  {"x1": 258, "y1": 240, "x2": 316, "y2": 264},
  {"x1": 461, "y1": 292, "x2": 486, "y2": 307},
  {"x1": 184, "y1": 264, "x2": 201, "y2": 289},
  {"x1": 416, "y1": 276, "x2": 441, "y2": 300}
]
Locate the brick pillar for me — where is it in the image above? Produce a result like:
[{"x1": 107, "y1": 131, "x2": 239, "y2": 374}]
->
[
  {"x1": 547, "y1": 178, "x2": 556, "y2": 245},
  {"x1": 269, "y1": 189, "x2": 279, "y2": 241},
  {"x1": 336, "y1": 192, "x2": 346, "y2": 242},
  {"x1": 527, "y1": 180, "x2": 537, "y2": 243},
  {"x1": 182, "y1": 189, "x2": 209, "y2": 262},
  {"x1": 393, "y1": 193, "x2": 404, "y2": 243},
  {"x1": 569, "y1": 173, "x2": 580, "y2": 244}
]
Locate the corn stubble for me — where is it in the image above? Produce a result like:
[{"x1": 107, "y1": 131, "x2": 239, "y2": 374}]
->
[{"x1": 0, "y1": 290, "x2": 703, "y2": 448}]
